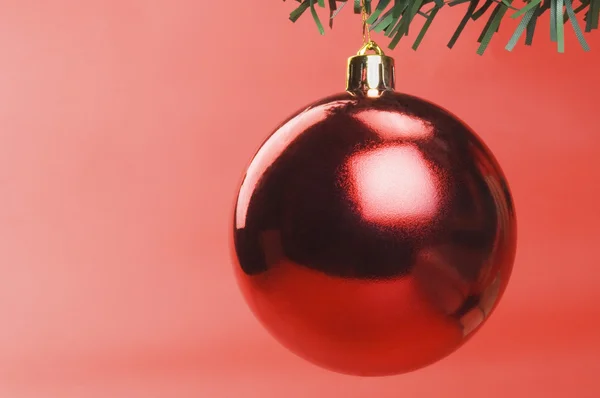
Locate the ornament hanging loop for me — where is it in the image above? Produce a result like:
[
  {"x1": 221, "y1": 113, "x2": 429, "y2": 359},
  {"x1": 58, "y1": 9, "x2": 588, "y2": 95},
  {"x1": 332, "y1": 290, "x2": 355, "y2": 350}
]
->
[
  {"x1": 347, "y1": 0, "x2": 395, "y2": 98},
  {"x1": 357, "y1": 41, "x2": 385, "y2": 56},
  {"x1": 347, "y1": 41, "x2": 395, "y2": 97}
]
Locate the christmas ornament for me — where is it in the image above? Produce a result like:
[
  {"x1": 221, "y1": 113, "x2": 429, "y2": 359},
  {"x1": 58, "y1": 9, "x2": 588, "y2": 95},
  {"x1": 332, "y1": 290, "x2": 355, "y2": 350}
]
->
[{"x1": 231, "y1": 4, "x2": 517, "y2": 377}]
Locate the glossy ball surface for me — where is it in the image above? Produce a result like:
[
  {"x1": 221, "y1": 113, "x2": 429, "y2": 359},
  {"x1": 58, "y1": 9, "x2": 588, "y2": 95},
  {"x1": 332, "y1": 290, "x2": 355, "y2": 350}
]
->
[{"x1": 232, "y1": 92, "x2": 517, "y2": 376}]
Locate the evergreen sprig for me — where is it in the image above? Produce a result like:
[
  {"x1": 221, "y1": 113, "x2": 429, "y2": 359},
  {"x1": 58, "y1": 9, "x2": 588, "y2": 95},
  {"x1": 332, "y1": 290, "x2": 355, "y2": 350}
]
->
[{"x1": 285, "y1": 0, "x2": 597, "y2": 54}]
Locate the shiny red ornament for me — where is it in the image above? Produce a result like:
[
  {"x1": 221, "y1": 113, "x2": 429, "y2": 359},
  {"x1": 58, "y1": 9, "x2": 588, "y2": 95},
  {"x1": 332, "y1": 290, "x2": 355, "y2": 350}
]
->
[{"x1": 231, "y1": 91, "x2": 516, "y2": 376}]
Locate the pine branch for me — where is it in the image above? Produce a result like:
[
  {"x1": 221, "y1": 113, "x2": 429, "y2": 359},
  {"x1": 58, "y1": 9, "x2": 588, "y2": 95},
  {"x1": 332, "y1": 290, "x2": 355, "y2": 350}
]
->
[{"x1": 284, "y1": 0, "x2": 597, "y2": 54}]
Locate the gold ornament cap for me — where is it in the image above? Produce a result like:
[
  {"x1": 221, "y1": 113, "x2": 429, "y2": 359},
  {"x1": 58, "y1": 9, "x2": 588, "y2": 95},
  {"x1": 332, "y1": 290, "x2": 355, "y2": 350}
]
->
[{"x1": 346, "y1": 41, "x2": 395, "y2": 98}]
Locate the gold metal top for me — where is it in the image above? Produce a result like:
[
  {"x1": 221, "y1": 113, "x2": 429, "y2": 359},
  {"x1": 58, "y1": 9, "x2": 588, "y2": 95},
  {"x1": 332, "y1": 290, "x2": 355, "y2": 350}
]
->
[{"x1": 346, "y1": 41, "x2": 396, "y2": 98}]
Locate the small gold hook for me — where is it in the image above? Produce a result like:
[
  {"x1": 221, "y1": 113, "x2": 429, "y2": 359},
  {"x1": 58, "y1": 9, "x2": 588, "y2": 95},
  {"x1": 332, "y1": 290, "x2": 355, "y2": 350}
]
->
[{"x1": 357, "y1": 41, "x2": 385, "y2": 56}]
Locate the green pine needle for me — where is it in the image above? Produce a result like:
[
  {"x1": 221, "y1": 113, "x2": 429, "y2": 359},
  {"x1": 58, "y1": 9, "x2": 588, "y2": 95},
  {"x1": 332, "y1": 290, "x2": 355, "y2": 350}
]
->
[
  {"x1": 506, "y1": 7, "x2": 537, "y2": 50},
  {"x1": 477, "y1": 2, "x2": 507, "y2": 53},
  {"x1": 309, "y1": 0, "x2": 326, "y2": 34},
  {"x1": 367, "y1": 0, "x2": 392, "y2": 24},
  {"x1": 511, "y1": 0, "x2": 542, "y2": 18},
  {"x1": 565, "y1": 0, "x2": 591, "y2": 49},
  {"x1": 372, "y1": 9, "x2": 397, "y2": 31},
  {"x1": 448, "y1": 0, "x2": 480, "y2": 48},
  {"x1": 557, "y1": 0, "x2": 565, "y2": 51},
  {"x1": 284, "y1": 0, "x2": 596, "y2": 53},
  {"x1": 289, "y1": 1, "x2": 311, "y2": 22},
  {"x1": 551, "y1": 0, "x2": 558, "y2": 41},
  {"x1": 472, "y1": 0, "x2": 494, "y2": 20},
  {"x1": 525, "y1": 3, "x2": 543, "y2": 44},
  {"x1": 413, "y1": 6, "x2": 441, "y2": 48}
]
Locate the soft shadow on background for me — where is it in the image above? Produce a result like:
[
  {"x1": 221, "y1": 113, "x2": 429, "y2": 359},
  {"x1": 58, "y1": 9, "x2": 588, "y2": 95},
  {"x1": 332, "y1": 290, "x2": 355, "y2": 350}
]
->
[{"x1": 0, "y1": 1, "x2": 599, "y2": 397}]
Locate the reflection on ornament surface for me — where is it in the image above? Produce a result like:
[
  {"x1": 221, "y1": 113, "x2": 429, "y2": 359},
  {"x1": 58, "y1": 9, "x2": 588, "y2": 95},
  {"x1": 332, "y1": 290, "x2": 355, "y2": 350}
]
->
[
  {"x1": 232, "y1": 92, "x2": 517, "y2": 376},
  {"x1": 345, "y1": 145, "x2": 440, "y2": 224}
]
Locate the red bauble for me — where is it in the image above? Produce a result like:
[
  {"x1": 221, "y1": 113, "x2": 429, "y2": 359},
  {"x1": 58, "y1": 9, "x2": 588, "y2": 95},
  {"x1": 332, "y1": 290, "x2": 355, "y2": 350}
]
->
[{"x1": 232, "y1": 92, "x2": 516, "y2": 376}]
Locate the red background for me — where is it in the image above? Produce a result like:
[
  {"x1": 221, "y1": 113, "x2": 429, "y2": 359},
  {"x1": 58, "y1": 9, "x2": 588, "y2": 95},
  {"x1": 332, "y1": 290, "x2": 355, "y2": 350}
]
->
[{"x1": 0, "y1": 1, "x2": 599, "y2": 397}]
